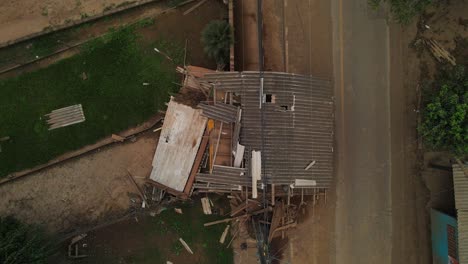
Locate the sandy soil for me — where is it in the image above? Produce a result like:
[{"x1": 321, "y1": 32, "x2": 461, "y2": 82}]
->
[
  {"x1": 0, "y1": 133, "x2": 158, "y2": 234},
  {"x1": 287, "y1": 198, "x2": 330, "y2": 264},
  {"x1": 233, "y1": 0, "x2": 260, "y2": 71},
  {"x1": 0, "y1": 0, "x2": 146, "y2": 45}
]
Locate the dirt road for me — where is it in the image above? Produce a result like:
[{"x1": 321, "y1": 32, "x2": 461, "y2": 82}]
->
[{"x1": 332, "y1": 0, "x2": 430, "y2": 263}]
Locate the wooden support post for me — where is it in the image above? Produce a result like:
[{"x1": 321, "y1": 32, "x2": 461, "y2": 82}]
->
[
  {"x1": 127, "y1": 170, "x2": 150, "y2": 208},
  {"x1": 271, "y1": 184, "x2": 275, "y2": 206},
  {"x1": 211, "y1": 122, "x2": 223, "y2": 173}
]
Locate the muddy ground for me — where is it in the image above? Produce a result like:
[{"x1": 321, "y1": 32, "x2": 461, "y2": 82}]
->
[{"x1": 0, "y1": 0, "x2": 154, "y2": 45}]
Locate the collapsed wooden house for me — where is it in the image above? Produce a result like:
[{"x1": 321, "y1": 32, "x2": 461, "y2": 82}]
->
[
  {"x1": 148, "y1": 69, "x2": 334, "y2": 198},
  {"x1": 194, "y1": 72, "x2": 334, "y2": 195}
]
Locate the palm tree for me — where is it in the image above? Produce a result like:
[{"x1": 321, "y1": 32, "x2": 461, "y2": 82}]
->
[{"x1": 201, "y1": 20, "x2": 233, "y2": 70}]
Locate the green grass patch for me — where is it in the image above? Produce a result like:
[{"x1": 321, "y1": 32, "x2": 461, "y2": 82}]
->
[
  {"x1": 142, "y1": 197, "x2": 234, "y2": 264},
  {"x1": 0, "y1": 27, "x2": 183, "y2": 177}
]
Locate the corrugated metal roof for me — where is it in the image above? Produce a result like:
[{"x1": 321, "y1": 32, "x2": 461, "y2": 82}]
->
[
  {"x1": 454, "y1": 164, "x2": 468, "y2": 210},
  {"x1": 453, "y1": 164, "x2": 468, "y2": 263},
  {"x1": 200, "y1": 71, "x2": 334, "y2": 188},
  {"x1": 458, "y1": 210, "x2": 468, "y2": 263},
  {"x1": 199, "y1": 102, "x2": 239, "y2": 123}
]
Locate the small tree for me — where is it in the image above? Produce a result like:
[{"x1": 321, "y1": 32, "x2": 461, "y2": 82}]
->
[
  {"x1": 369, "y1": 0, "x2": 433, "y2": 24},
  {"x1": 0, "y1": 216, "x2": 54, "y2": 264},
  {"x1": 201, "y1": 20, "x2": 233, "y2": 70},
  {"x1": 419, "y1": 65, "x2": 468, "y2": 157}
]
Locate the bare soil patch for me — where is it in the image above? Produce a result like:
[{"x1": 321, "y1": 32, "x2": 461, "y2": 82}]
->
[
  {"x1": 0, "y1": 0, "x2": 152, "y2": 45},
  {"x1": 0, "y1": 132, "x2": 157, "y2": 234}
]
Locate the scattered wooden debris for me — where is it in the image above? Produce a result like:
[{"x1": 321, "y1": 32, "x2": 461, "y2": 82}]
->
[
  {"x1": 45, "y1": 104, "x2": 86, "y2": 130},
  {"x1": 179, "y1": 238, "x2": 194, "y2": 254},
  {"x1": 111, "y1": 134, "x2": 125, "y2": 142},
  {"x1": 425, "y1": 39, "x2": 456, "y2": 65},
  {"x1": 269, "y1": 222, "x2": 297, "y2": 240},
  {"x1": 304, "y1": 160, "x2": 316, "y2": 170},
  {"x1": 68, "y1": 233, "x2": 87, "y2": 258},
  {"x1": 127, "y1": 170, "x2": 150, "y2": 209},
  {"x1": 219, "y1": 225, "x2": 230, "y2": 244},
  {"x1": 80, "y1": 72, "x2": 88, "y2": 80},
  {"x1": 229, "y1": 200, "x2": 260, "y2": 217},
  {"x1": 204, "y1": 216, "x2": 244, "y2": 227},
  {"x1": 174, "y1": 208, "x2": 183, "y2": 214},
  {"x1": 183, "y1": 0, "x2": 209, "y2": 15},
  {"x1": 201, "y1": 197, "x2": 212, "y2": 215},
  {"x1": 204, "y1": 207, "x2": 272, "y2": 227}
]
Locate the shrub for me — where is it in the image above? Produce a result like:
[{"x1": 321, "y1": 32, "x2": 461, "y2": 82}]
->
[
  {"x1": 369, "y1": 0, "x2": 433, "y2": 24},
  {"x1": 0, "y1": 216, "x2": 54, "y2": 264},
  {"x1": 419, "y1": 65, "x2": 468, "y2": 156}
]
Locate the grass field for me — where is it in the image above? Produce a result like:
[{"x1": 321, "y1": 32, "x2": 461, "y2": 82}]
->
[{"x1": 0, "y1": 27, "x2": 183, "y2": 177}]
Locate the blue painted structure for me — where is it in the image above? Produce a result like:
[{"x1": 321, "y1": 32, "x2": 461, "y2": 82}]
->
[{"x1": 431, "y1": 209, "x2": 459, "y2": 264}]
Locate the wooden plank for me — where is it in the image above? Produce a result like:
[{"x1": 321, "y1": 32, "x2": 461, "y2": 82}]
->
[
  {"x1": 269, "y1": 222, "x2": 297, "y2": 240},
  {"x1": 269, "y1": 202, "x2": 284, "y2": 242},
  {"x1": 233, "y1": 143, "x2": 245, "y2": 168},
  {"x1": 146, "y1": 179, "x2": 188, "y2": 199},
  {"x1": 204, "y1": 215, "x2": 249, "y2": 227},
  {"x1": 112, "y1": 134, "x2": 126, "y2": 142},
  {"x1": 183, "y1": 129, "x2": 209, "y2": 195},
  {"x1": 183, "y1": 0, "x2": 209, "y2": 15},
  {"x1": 211, "y1": 121, "x2": 223, "y2": 172},
  {"x1": 201, "y1": 197, "x2": 212, "y2": 215},
  {"x1": 127, "y1": 171, "x2": 150, "y2": 208},
  {"x1": 230, "y1": 202, "x2": 249, "y2": 217},
  {"x1": 271, "y1": 184, "x2": 275, "y2": 206},
  {"x1": 179, "y1": 238, "x2": 194, "y2": 254},
  {"x1": 219, "y1": 225, "x2": 230, "y2": 244}
]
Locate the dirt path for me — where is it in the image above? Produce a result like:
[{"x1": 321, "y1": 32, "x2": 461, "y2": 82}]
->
[
  {"x1": 0, "y1": 0, "x2": 153, "y2": 46},
  {"x1": 233, "y1": 0, "x2": 260, "y2": 71},
  {"x1": 0, "y1": 133, "x2": 157, "y2": 234}
]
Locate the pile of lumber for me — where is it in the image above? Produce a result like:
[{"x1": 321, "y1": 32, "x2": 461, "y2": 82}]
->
[{"x1": 425, "y1": 39, "x2": 456, "y2": 66}]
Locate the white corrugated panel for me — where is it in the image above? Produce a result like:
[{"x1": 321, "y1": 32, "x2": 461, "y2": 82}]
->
[{"x1": 453, "y1": 164, "x2": 468, "y2": 263}]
